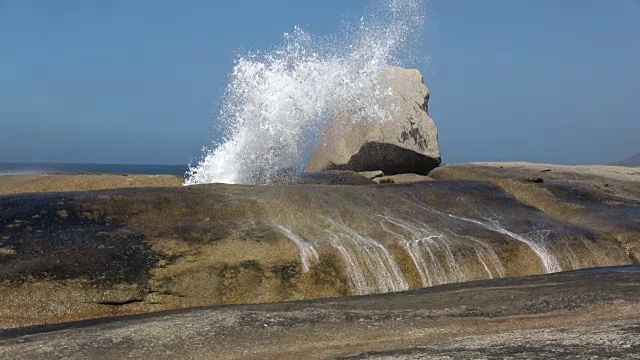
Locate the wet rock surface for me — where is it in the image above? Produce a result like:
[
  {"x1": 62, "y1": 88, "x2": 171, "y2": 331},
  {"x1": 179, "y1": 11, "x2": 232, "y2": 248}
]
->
[
  {"x1": 288, "y1": 171, "x2": 374, "y2": 185},
  {"x1": 372, "y1": 173, "x2": 433, "y2": 184},
  {"x1": 0, "y1": 178, "x2": 637, "y2": 329},
  {"x1": 430, "y1": 162, "x2": 640, "y2": 260},
  {"x1": 1, "y1": 267, "x2": 639, "y2": 359},
  {"x1": 357, "y1": 171, "x2": 385, "y2": 180},
  {"x1": 0, "y1": 193, "x2": 158, "y2": 286},
  {"x1": 430, "y1": 162, "x2": 640, "y2": 200}
]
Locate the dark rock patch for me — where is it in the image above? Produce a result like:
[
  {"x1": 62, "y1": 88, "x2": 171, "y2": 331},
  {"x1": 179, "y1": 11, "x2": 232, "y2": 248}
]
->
[
  {"x1": 326, "y1": 142, "x2": 440, "y2": 176},
  {"x1": 294, "y1": 171, "x2": 374, "y2": 185},
  {"x1": 0, "y1": 193, "x2": 159, "y2": 287}
]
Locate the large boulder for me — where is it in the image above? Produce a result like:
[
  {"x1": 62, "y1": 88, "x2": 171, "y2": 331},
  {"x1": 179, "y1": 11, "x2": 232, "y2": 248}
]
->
[{"x1": 306, "y1": 66, "x2": 441, "y2": 175}]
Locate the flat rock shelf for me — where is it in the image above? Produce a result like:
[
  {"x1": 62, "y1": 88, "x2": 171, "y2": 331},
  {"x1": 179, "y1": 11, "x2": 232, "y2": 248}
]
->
[{"x1": 1, "y1": 266, "x2": 639, "y2": 359}]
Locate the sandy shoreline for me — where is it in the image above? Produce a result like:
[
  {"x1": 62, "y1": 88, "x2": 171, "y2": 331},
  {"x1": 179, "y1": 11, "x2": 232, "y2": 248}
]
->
[{"x1": 0, "y1": 173, "x2": 184, "y2": 195}]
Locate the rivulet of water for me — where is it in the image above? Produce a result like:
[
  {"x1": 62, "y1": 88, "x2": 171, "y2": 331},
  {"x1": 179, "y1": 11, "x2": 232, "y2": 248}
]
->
[{"x1": 271, "y1": 194, "x2": 627, "y2": 296}]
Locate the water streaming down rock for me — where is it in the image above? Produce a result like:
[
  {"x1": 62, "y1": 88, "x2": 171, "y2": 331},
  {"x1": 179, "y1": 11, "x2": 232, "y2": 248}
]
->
[
  {"x1": 277, "y1": 226, "x2": 319, "y2": 272},
  {"x1": 323, "y1": 217, "x2": 408, "y2": 295},
  {"x1": 176, "y1": 0, "x2": 633, "y2": 299},
  {"x1": 278, "y1": 218, "x2": 409, "y2": 296},
  {"x1": 445, "y1": 213, "x2": 563, "y2": 273},
  {"x1": 264, "y1": 183, "x2": 626, "y2": 295},
  {"x1": 263, "y1": 189, "x2": 571, "y2": 296},
  {"x1": 1, "y1": 179, "x2": 635, "y2": 328},
  {"x1": 378, "y1": 214, "x2": 505, "y2": 286},
  {"x1": 185, "y1": 0, "x2": 425, "y2": 185},
  {"x1": 446, "y1": 208, "x2": 608, "y2": 274},
  {"x1": 277, "y1": 209, "x2": 600, "y2": 294},
  {"x1": 379, "y1": 215, "x2": 464, "y2": 285}
]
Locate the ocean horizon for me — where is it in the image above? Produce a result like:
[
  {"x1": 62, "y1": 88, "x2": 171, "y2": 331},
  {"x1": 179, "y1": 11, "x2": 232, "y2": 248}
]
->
[{"x1": 0, "y1": 162, "x2": 188, "y2": 176}]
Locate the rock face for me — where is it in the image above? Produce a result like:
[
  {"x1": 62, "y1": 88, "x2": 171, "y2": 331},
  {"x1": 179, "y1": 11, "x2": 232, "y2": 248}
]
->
[
  {"x1": 276, "y1": 171, "x2": 374, "y2": 185},
  {"x1": 373, "y1": 173, "x2": 433, "y2": 184},
  {"x1": 430, "y1": 162, "x2": 640, "y2": 261},
  {"x1": 2, "y1": 267, "x2": 640, "y2": 359},
  {"x1": 429, "y1": 162, "x2": 640, "y2": 201},
  {"x1": 306, "y1": 66, "x2": 441, "y2": 175},
  {"x1": 1, "y1": 178, "x2": 637, "y2": 329}
]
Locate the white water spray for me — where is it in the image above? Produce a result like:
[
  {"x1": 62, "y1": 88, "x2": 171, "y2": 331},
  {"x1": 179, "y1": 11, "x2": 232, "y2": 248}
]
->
[{"x1": 185, "y1": 0, "x2": 425, "y2": 185}]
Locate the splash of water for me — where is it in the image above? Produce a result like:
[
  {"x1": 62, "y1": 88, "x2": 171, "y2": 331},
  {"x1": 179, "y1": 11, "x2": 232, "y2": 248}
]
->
[{"x1": 185, "y1": 0, "x2": 425, "y2": 185}]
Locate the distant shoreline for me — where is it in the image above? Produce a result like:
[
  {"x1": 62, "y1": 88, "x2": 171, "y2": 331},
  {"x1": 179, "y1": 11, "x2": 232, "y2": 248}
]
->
[
  {"x1": 0, "y1": 162, "x2": 188, "y2": 176},
  {"x1": 0, "y1": 173, "x2": 184, "y2": 195}
]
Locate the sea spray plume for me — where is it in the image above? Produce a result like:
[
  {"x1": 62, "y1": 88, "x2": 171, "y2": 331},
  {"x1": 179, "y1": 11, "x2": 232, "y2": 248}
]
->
[{"x1": 185, "y1": 0, "x2": 426, "y2": 185}]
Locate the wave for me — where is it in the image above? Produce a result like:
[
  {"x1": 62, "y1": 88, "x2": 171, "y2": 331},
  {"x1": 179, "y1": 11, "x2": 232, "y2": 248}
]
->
[{"x1": 185, "y1": 0, "x2": 426, "y2": 185}]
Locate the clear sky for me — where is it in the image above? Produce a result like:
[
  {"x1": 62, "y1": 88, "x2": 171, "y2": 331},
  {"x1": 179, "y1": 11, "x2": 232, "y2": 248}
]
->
[{"x1": 1, "y1": 0, "x2": 638, "y2": 165}]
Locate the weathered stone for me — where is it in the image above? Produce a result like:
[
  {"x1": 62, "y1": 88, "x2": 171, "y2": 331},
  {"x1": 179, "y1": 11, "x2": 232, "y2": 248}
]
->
[
  {"x1": 430, "y1": 162, "x2": 640, "y2": 260},
  {"x1": 2, "y1": 267, "x2": 640, "y2": 359},
  {"x1": 374, "y1": 177, "x2": 395, "y2": 184},
  {"x1": 291, "y1": 171, "x2": 374, "y2": 185},
  {"x1": 0, "y1": 169, "x2": 638, "y2": 329},
  {"x1": 306, "y1": 66, "x2": 441, "y2": 175},
  {"x1": 523, "y1": 177, "x2": 544, "y2": 183},
  {"x1": 373, "y1": 173, "x2": 433, "y2": 184},
  {"x1": 358, "y1": 171, "x2": 385, "y2": 180},
  {"x1": 430, "y1": 162, "x2": 640, "y2": 200}
]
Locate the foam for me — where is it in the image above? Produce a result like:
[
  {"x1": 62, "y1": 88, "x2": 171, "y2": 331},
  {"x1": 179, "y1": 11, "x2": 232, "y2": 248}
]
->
[{"x1": 185, "y1": 0, "x2": 425, "y2": 185}]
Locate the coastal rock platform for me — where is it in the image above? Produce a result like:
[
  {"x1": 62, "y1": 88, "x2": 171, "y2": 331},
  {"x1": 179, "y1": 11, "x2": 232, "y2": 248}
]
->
[
  {"x1": 0, "y1": 173, "x2": 182, "y2": 195},
  {"x1": 1, "y1": 266, "x2": 639, "y2": 359},
  {"x1": 1, "y1": 163, "x2": 639, "y2": 330}
]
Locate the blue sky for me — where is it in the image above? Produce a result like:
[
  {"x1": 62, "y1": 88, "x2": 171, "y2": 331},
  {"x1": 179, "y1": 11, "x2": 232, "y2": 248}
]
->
[{"x1": 1, "y1": 0, "x2": 638, "y2": 165}]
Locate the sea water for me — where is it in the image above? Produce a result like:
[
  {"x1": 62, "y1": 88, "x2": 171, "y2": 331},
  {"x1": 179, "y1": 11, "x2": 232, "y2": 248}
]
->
[{"x1": 185, "y1": 0, "x2": 426, "y2": 185}]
